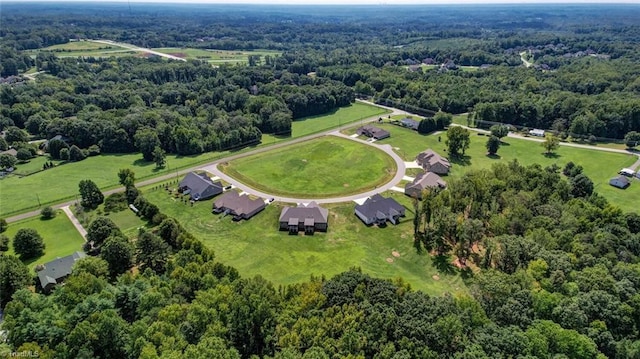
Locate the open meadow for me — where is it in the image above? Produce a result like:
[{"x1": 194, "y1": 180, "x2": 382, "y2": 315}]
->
[
  {"x1": 36, "y1": 41, "x2": 140, "y2": 58},
  {"x1": 151, "y1": 47, "x2": 280, "y2": 64},
  {"x1": 4, "y1": 210, "x2": 85, "y2": 270},
  {"x1": 143, "y1": 183, "x2": 466, "y2": 295},
  {"x1": 222, "y1": 137, "x2": 397, "y2": 198},
  {"x1": 0, "y1": 102, "x2": 387, "y2": 217},
  {"x1": 373, "y1": 124, "x2": 640, "y2": 213}
]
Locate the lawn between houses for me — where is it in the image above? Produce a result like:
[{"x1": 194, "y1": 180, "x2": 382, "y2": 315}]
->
[
  {"x1": 221, "y1": 136, "x2": 397, "y2": 198},
  {"x1": 0, "y1": 102, "x2": 388, "y2": 218},
  {"x1": 142, "y1": 183, "x2": 466, "y2": 295},
  {"x1": 373, "y1": 123, "x2": 640, "y2": 213},
  {"x1": 4, "y1": 210, "x2": 86, "y2": 270}
]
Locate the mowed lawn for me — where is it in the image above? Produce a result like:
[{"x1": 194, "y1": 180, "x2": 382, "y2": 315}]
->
[
  {"x1": 143, "y1": 184, "x2": 466, "y2": 295},
  {"x1": 37, "y1": 41, "x2": 139, "y2": 57},
  {"x1": 261, "y1": 102, "x2": 390, "y2": 144},
  {"x1": 1, "y1": 103, "x2": 388, "y2": 217},
  {"x1": 0, "y1": 152, "x2": 227, "y2": 217},
  {"x1": 151, "y1": 47, "x2": 280, "y2": 64},
  {"x1": 374, "y1": 124, "x2": 640, "y2": 213},
  {"x1": 223, "y1": 137, "x2": 397, "y2": 198},
  {"x1": 4, "y1": 210, "x2": 85, "y2": 270}
]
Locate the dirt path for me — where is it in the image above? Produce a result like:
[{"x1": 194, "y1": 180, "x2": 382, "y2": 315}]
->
[{"x1": 61, "y1": 205, "x2": 87, "y2": 240}]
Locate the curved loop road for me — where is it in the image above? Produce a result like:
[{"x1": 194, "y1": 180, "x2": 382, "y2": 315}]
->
[{"x1": 200, "y1": 131, "x2": 407, "y2": 204}]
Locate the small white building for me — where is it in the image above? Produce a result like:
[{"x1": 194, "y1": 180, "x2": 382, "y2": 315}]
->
[
  {"x1": 619, "y1": 168, "x2": 636, "y2": 177},
  {"x1": 529, "y1": 129, "x2": 545, "y2": 137}
]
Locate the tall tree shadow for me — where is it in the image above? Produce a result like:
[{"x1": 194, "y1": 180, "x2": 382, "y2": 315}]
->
[
  {"x1": 450, "y1": 155, "x2": 471, "y2": 166},
  {"x1": 432, "y1": 254, "x2": 457, "y2": 274},
  {"x1": 543, "y1": 152, "x2": 561, "y2": 159}
]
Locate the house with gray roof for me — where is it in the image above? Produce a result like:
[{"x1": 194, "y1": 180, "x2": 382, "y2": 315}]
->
[
  {"x1": 355, "y1": 194, "x2": 405, "y2": 226},
  {"x1": 279, "y1": 201, "x2": 329, "y2": 235},
  {"x1": 610, "y1": 175, "x2": 631, "y2": 189},
  {"x1": 416, "y1": 149, "x2": 451, "y2": 175},
  {"x1": 0, "y1": 148, "x2": 17, "y2": 157},
  {"x1": 179, "y1": 172, "x2": 223, "y2": 201},
  {"x1": 405, "y1": 171, "x2": 446, "y2": 199},
  {"x1": 213, "y1": 190, "x2": 265, "y2": 220},
  {"x1": 37, "y1": 251, "x2": 86, "y2": 292},
  {"x1": 400, "y1": 118, "x2": 420, "y2": 130},
  {"x1": 357, "y1": 125, "x2": 390, "y2": 140}
]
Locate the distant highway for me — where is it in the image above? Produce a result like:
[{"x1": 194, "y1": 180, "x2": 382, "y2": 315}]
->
[{"x1": 88, "y1": 39, "x2": 187, "y2": 62}]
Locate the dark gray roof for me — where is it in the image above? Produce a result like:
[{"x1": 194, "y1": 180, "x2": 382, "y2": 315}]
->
[
  {"x1": 357, "y1": 125, "x2": 390, "y2": 139},
  {"x1": 355, "y1": 194, "x2": 405, "y2": 220},
  {"x1": 279, "y1": 201, "x2": 329, "y2": 225},
  {"x1": 0, "y1": 148, "x2": 17, "y2": 157},
  {"x1": 400, "y1": 118, "x2": 419, "y2": 130},
  {"x1": 179, "y1": 172, "x2": 223, "y2": 200},
  {"x1": 405, "y1": 171, "x2": 446, "y2": 190},
  {"x1": 214, "y1": 190, "x2": 265, "y2": 217},
  {"x1": 37, "y1": 251, "x2": 85, "y2": 288},
  {"x1": 610, "y1": 175, "x2": 631, "y2": 188}
]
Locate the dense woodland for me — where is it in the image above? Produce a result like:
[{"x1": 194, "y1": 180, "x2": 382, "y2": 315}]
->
[
  {"x1": 3, "y1": 3, "x2": 640, "y2": 358},
  {"x1": 3, "y1": 161, "x2": 640, "y2": 358}
]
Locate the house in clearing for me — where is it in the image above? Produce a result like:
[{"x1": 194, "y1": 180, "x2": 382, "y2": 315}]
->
[
  {"x1": 37, "y1": 251, "x2": 86, "y2": 292},
  {"x1": 619, "y1": 168, "x2": 636, "y2": 177},
  {"x1": 357, "y1": 125, "x2": 390, "y2": 140},
  {"x1": 355, "y1": 194, "x2": 405, "y2": 226},
  {"x1": 415, "y1": 149, "x2": 451, "y2": 175},
  {"x1": 405, "y1": 171, "x2": 447, "y2": 199},
  {"x1": 609, "y1": 175, "x2": 631, "y2": 189},
  {"x1": 279, "y1": 201, "x2": 329, "y2": 235},
  {"x1": 400, "y1": 118, "x2": 420, "y2": 130},
  {"x1": 0, "y1": 148, "x2": 17, "y2": 157},
  {"x1": 212, "y1": 190, "x2": 265, "y2": 220},
  {"x1": 529, "y1": 129, "x2": 545, "y2": 137},
  {"x1": 178, "y1": 172, "x2": 223, "y2": 201}
]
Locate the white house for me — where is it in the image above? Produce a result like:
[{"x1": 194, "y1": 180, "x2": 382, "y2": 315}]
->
[{"x1": 529, "y1": 129, "x2": 545, "y2": 137}]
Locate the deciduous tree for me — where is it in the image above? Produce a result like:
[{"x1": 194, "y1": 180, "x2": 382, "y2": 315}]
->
[
  {"x1": 100, "y1": 235, "x2": 134, "y2": 277},
  {"x1": 446, "y1": 126, "x2": 470, "y2": 157},
  {"x1": 13, "y1": 228, "x2": 45, "y2": 260},
  {"x1": 117, "y1": 168, "x2": 135, "y2": 187},
  {"x1": 0, "y1": 255, "x2": 31, "y2": 307},
  {"x1": 485, "y1": 135, "x2": 501, "y2": 155},
  {"x1": 79, "y1": 179, "x2": 104, "y2": 209},
  {"x1": 542, "y1": 134, "x2": 560, "y2": 154},
  {"x1": 0, "y1": 153, "x2": 17, "y2": 169}
]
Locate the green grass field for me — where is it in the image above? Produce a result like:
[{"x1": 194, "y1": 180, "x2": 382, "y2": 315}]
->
[
  {"x1": 0, "y1": 152, "x2": 229, "y2": 217},
  {"x1": 261, "y1": 102, "x2": 390, "y2": 144},
  {"x1": 1, "y1": 103, "x2": 389, "y2": 218},
  {"x1": 151, "y1": 47, "x2": 280, "y2": 64},
  {"x1": 223, "y1": 137, "x2": 397, "y2": 198},
  {"x1": 74, "y1": 204, "x2": 147, "y2": 237},
  {"x1": 142, "y1": 184, "x2": 466, "y2": 295},
  {"x1": 4, "y1": 211, "x2": 85, "y2": 270},
  {"x1": 37, "y1": 41, "x2": 140, "y2": 58},
  {"x1": 374, "y1": 124, "x2": 640, "y2": 213}
]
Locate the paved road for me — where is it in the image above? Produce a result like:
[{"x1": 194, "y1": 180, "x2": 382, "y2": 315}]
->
[
  {"x1": 202, "y1": 131, "x2": 407, "y2": 204},
  {"x1": 61, "y1": 206, "x2": 87, "y2": 239},
  {"x1": 5, "y1": 102, "x2": 400, "y2": 223},
  {"x1": 88, "y1": 39, "x2": 187, "y2": 62}
]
